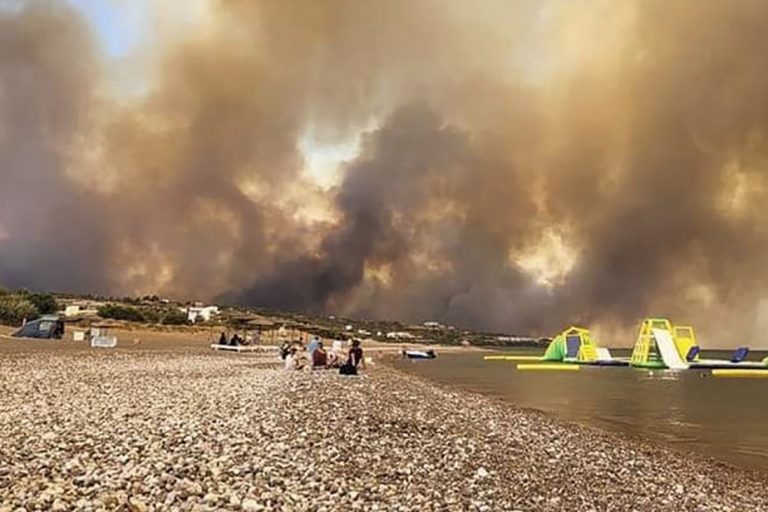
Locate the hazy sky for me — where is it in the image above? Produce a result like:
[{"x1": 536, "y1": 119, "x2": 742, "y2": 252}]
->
[{"x1": 65, "y1": 1, "x2": 137, "y2": 55}]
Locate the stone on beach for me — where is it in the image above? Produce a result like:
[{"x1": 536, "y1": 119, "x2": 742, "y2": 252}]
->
[{"x1": 0, "y1": 348, "x2": 766, "y2": 511}]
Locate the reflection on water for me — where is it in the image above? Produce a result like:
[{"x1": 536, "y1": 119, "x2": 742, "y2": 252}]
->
[{"x1": 393, "y1": 351, "x2": 768, "y2": 470}]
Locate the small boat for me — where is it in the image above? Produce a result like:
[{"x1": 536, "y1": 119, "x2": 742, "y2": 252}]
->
[{"x1": 402, "y1": 349, "x2": 437, "y2": 360}]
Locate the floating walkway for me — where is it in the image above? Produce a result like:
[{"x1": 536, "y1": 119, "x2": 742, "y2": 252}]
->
[
  {"x1": 712, "y1": 369, "x2": 768, "y2": 378},
  {"x1": 483, "y1": 355, "x2": 542, "y2": 361},
  {"x1": 517, "y1": 363, "x2": 580, "y2": 371}
]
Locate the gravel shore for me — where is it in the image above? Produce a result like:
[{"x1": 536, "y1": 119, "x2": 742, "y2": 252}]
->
[{"x1": 0, "y1": 348, "x2": 766, "y2": 511}]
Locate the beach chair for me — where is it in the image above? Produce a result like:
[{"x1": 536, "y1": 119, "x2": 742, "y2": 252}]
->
[
  {"x1": 685, "y1": 346, "x2": 700, "y2": 362},
  {"x1": 210, "y1": 344, "x2": 277, "y2": 353},
  {"x1": 730, "y1": 346, "x2": 749, "y2": 363}
]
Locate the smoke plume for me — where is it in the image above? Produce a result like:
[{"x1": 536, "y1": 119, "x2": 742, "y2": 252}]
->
[{"x1": 3, "y1": 0, "x2": 768, "y2": 344}]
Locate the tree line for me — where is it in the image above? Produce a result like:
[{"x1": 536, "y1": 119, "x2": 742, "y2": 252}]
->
[{"x1": 0, "y1": 288, "x2": 58, "y2": 326}]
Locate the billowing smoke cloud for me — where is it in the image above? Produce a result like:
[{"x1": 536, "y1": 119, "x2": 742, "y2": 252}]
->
[
  {"x1": 3, "y1": 0, "x2": 768, "y2": 344},
  {"x1": 0, "y1": 1, "x2": 109, "y2": 292}
]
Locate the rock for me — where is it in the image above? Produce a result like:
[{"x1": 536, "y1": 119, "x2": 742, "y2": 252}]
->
[
  {"x1": 1, "y1": 349, "x2": 767, "y2": 512},
  {"x1": 50, "y1": 499, "x2": 68, "y2": 512},
  {"x1": 164, "y1": 491, "x2": 178, "y2": 505},
  {"x1": 128, "y1": 497, "x2": 148, "y2": 512},
  {"x1": 241, "y1": 498, "x2": 262, "y2": 511},
  {"x1": 102, "y1": 493, "x2": 120, "y2": 507}
]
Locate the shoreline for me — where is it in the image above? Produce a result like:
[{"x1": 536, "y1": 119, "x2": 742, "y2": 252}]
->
[
  {"x1": 388, "y1": 356, "x2": 768, "y2": 478},
  {"x1": 1, "y1": 347, "x2": 766, "y2": 510}
]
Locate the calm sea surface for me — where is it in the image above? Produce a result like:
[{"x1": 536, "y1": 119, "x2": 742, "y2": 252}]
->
[{"x1": 393, "y1": 350, "x2": 768, "y2": 470}]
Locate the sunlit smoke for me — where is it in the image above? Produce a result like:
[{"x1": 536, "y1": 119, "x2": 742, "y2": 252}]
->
[{"x1": 3, "y1": 0, "x2": 768, "y2": 346}]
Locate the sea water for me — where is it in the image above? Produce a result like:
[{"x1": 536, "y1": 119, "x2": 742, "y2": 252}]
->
[{"x1": 394, "y1": 350, "x2": 768, "y2": 470}]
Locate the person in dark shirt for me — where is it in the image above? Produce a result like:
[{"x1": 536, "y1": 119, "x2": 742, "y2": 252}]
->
[
  {"x1": 349, "y1": 339, "x2": 365, "y2": 368},
  {"x1": 279, "y1": 341, "x2": 291, "y2": 360},
  {"x1": 340, "y1": 339, "x2": 366, "y2": 375},
  {"x1": 312, "y1": 341, "x2": 328, "y2": 369},
  {"x1": 218, "y1": 332, "x2": 228, "y2": 346}
]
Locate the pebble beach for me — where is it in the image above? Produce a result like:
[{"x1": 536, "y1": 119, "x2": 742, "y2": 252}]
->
[{"x1": 1, "y1": 346, "x2": 767, "y2": 511}]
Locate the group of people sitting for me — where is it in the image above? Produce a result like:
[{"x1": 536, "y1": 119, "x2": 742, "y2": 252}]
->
[
  {"x1": 217, "y1": 331, "x2": 251, "y2": 346},
  {"x1": 280, "y1": 337, "x2": 366, "y2": 375}
]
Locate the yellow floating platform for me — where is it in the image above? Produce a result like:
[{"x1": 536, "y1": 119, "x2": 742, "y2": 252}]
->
[
  {"x1": 484, "y1": 355, "x2": 542, "y2": 361},
  {"x1": 517, "y1": 363, "x2": 579, "y2": 371},
  {"x1": 712, "y1": 369, "x2": 768, "y2": 378}
]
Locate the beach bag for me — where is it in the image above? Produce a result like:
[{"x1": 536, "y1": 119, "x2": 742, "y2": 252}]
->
[{"x1": 339, "y1": 363, "x2": 357, "y2": 376}]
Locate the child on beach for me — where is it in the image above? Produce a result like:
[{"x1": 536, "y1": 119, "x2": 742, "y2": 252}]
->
[
  {"x1": 327, "y1": 348, "x2": 341, "y2": 368},
  {"x1": 279, "y1": 341, "x2": 291, "y2": 360},
  {"x1": 284, "y1": 347, "x2": 305, "y2": 371}
]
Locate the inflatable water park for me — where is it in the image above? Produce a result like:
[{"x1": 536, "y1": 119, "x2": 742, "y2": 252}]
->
[{"x1": 484, "y1": 318, "x2": 768, "y2": 377}]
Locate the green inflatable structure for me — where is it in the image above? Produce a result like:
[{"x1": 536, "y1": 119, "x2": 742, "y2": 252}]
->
[{"x1": 542, "y1": 326, "x2": 599, "y2": 363}]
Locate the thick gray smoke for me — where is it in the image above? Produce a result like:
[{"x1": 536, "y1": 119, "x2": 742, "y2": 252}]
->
[
  {"x1": 3, "y1": 0, "x2": 768, "y2": 344},
  {"x1": 230, "y1": 105, "x2": 551, "y2": 332},
  {"x1": 0, "y1": 1, "x2": 109, "y2": 292}
]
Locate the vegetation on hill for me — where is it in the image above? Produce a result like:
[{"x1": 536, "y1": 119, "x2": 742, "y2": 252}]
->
[
  {"x1": 97, "y1": 303, "x2": 190, "y2": 325},
  {"x1": 157, "y1": 308, "x2": 189, "y2": 325},
  {"x1": 98, "y1": 304, "x2": 147, "y2": 322},
  {"x1": 0, "y1": 285, "x2": 544, "y2": 347},
  {"x1": 25, "y1": 292, "x2": 58, "y2": 315},
  {"x1": 0, "y1": 296, "x2": 38, "y2": 326},
  {"x1": 0, "y1": 289, "x2": 58, "y2": 326}
]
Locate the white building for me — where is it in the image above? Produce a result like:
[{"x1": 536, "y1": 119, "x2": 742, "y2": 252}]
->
[
  {"x1": 186, "y1": 305, "x2": 220, "y2": 323},
  {"x1": 64, "y1": 305, "x2": 84, "y2": 317},
  {"x1": 496, "y1": 335, "x2": 532, "y2": 342},
  {"x1": 386, "y1": 331, "x2": 415, "y2": 339},
  {"x1": 63, "y1": 302, "x2": 102, "y2": 317}
]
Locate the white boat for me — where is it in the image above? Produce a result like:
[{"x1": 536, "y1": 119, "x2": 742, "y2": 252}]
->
[{"x1": 403, "y1": 349, "x2": 437, "y2": 360}]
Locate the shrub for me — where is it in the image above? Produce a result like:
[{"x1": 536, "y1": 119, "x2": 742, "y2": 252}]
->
[
  {"x1": 160, "y1": 309, "x2": 188, "y2": 325},
  {"x1": 26, "y1": 292, "x2": 59, "y2": 315},
  {"x1": 97, "y1": 304, "x2": 145, "y2": 322},
  {"x1": 0, "y1": 297, "x2": 39, "y2": 326},
  {"x1": 140, "y1": 308, "x2": 161, "y2": 324}
]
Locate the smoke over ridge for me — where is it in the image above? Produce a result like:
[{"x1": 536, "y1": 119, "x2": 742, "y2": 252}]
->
[{"x1": 2, "y1": 0, "x2": 768, "y2": 344}]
